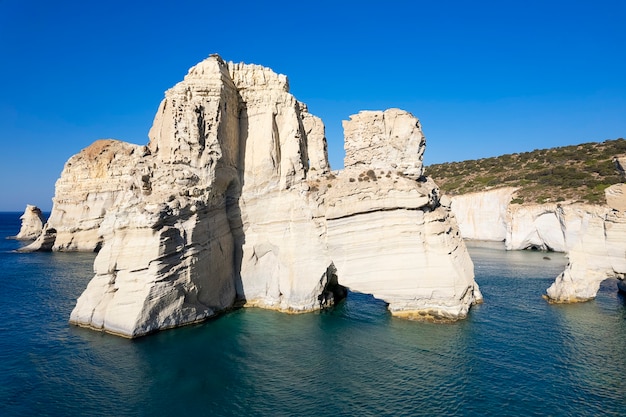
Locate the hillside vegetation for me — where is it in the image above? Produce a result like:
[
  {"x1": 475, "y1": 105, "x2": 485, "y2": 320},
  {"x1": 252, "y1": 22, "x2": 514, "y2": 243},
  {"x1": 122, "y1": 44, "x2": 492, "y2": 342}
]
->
[{"x1": 425, "y1": 138, "x2": 626, "y2": 204}]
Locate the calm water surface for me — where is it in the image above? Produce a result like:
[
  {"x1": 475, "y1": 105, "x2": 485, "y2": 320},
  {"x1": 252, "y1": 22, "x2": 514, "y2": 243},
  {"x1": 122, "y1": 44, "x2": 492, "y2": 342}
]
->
[{"x1": 1, "y1": 212, "x2": 625, "y2": 416}]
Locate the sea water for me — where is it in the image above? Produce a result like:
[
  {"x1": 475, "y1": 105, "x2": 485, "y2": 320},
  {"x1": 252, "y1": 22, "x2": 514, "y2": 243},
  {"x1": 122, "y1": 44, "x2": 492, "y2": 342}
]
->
[{"x1": 0, "y1": 212, "x2": 625, "y2": 416}]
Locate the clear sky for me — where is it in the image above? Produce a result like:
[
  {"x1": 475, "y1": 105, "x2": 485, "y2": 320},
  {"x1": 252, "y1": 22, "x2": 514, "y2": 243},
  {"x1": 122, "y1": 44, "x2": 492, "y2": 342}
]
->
[{"x1": 0, "y1": 0, "x2": 624, "y2": 211}]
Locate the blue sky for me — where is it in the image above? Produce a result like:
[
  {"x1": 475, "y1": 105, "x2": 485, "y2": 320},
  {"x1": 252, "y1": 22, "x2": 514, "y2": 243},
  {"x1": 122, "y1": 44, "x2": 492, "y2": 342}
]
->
[{"x1": 0, "y1": 0, "x2": 624, "y2": 211}]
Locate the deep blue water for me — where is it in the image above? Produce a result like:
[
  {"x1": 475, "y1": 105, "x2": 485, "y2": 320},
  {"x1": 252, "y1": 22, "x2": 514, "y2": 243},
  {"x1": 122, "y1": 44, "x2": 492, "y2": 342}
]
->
[{"x1": 1, "y1": 212, "x2": 625, "y2": 416}]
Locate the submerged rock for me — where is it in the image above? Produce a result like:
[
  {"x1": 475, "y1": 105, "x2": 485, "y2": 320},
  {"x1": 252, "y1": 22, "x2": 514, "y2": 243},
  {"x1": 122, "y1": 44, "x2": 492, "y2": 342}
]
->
[{"x1": 33, "y1": 55, "x2": 481, "y2": 337}]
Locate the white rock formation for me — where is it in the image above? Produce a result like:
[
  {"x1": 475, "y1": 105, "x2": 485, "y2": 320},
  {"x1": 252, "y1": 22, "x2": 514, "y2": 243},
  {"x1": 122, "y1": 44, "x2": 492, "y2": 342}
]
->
[
  {"x1": 325, "y1": 171, "x2": 478, "y2": 319},
  {"x1": 450, "y1": 187, "x2": 517, "y2": 242},
  {"x1": 546, "y1": 184, "x2": 626, "y2": 302},
  {"x1": 225, "y1": 59, "x2": 336, "y2": 312},
  {"x1": 448, "y1": 188, "x2": 611, "y2": 253},
  {"x1": 71, "y1": 57, "x2": 244, "y2": 336},
  {"x1": 343, "y1": 109, "x2": 425, "y2": 179},
  {"x1": 300, "y1": 102, "x2": 329, "y2": 175},
  {"x1": 442, "y1": 182, "x2": 626, "y2": 302},
  {"x1": 31, "y1": 55, "x2": 481, "y2": 337},
  {"x1": 505, "y1": 203, "x2": 610, "y2": 252},
  {"x1": 13, "y1": 205, "x2": 45, "y2": 240},
  {"x1": 605, "y1": 183, "x2": 626, "y2": 211},
  {"x1": 21, "y1": 140, "x2": 148, "y2": 252}
]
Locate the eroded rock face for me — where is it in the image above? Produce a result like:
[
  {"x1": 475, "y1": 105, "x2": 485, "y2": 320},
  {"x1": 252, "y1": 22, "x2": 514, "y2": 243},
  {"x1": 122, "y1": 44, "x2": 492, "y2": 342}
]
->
[
  {"x1": 605, "y1": 183, "x2": 626, "y2": 211},
  {"x1": 505, "y1": 203, "x2": 609, "y2": 252},
  {"x1": 324, "y1": 170, "x2": 478, "y2": 319},
  {"x1": 13, "y1": 205, "x2": 45, "y2": 240},
  {"x1": 545, "y1": 184, "x2": 626, "y2": 302},
  {"x1": 445, "y1": 183, "x2": 626, "y2": 303},
  {"x1": 343, "y1": 109, "x2": 425, "y2": 180},
  {"x1": 34, "y1": 55, "x2": 480, "y2": 337},
  {"x1": 448, "y1": 189, "x2": 610, "y2": 253},
  {"x1": 450, "y1": 188, "x2": 518, "y2": 242},
  {"x1": 71, "y1": 57, "x2": 244, "y2": 336},
  {"x1": 21, "y1": 140, "x2": 147, "y2": 252}
]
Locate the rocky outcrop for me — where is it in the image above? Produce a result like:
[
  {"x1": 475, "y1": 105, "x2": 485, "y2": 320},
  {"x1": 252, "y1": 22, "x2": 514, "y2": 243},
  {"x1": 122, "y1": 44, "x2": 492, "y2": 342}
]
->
[
  {"x1": 324, "y1": 171, "x2": 477, "y2": 320},
  {"x1": 605, "y1": 183, "x2": 626, "y2": 211},
  {"x1": 71, "y1": 57, "x2": 245, "y2": 336},
  {"x1": 545, "y1": 184, "x2": 626, "y2": 302},
  {"x1": 505, "y1": 203, "x2": 609, "y2": 252},
  {"x1": 224, "y1": 59, "x2": 335, "y2": 312},
  {"x1": 343, "y1": 109, "x2": 425, "y2": 180},
  {"x1": 449, "y1": 189, "x2": 610, "y2": 253},
  {"x1": 325, "y1": 110, "x2": 479, "y2": 319},
  {"x1": 450, "y1": 188, "x2": 517, "y2": 242},
  {"x1": 446, "y1": 183, "x2": 626, "y2": 303},
  {"x1": 33, "y1": 55, "x2": 481, "y2": 337},
  {"x1": 12, "y1": 205, "x2": 45, "y2": 240},
  {"x1": 21, "y1": 140, "x2": 148, "y2": 252},
  {"x1": 613, "y1": 156, "x2": 626, "y2": 179}
]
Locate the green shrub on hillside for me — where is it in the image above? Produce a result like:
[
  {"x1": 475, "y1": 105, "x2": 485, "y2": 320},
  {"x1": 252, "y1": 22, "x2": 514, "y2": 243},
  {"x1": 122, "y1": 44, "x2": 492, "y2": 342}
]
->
[{"x1": 426, "y1": 138, "x2": 626, "y2": 204}]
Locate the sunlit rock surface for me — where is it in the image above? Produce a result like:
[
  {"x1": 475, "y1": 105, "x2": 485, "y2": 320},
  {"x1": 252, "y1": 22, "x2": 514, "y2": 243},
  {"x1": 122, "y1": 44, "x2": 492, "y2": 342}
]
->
[
  {"x1": 505, "y1": 203, "x2": 610, "y2": 252},
  {"x1": 343, "y1": 109, "x2": 425, "y2": 180},
  {"x1": 32, "y1": 55, "x2": 481, "y2": 337},
  {"x1": 449, "y1": 189, "x2": 609, "y2": 253},
  {"x1": 325, "y1": 171, "x2": 478, "y2": 320},
  {"x1": 12, "y1": 204, "x2": 45, "y2": 240},
  {"x1": 20, "y1": 140, "x2": 147, "y2": 252},
  {"x1": 450, "y1": 188, "x2": 517, "y2": 242},
  {"x1": 546, "y1": 184, "x2": 626, "y2": 302}
]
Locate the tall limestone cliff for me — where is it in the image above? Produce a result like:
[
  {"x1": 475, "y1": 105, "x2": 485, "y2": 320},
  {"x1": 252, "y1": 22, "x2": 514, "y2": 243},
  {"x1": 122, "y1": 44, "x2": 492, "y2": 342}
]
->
[{"x1": 31, "y1": 55, "x2": 481, "y2": 337}]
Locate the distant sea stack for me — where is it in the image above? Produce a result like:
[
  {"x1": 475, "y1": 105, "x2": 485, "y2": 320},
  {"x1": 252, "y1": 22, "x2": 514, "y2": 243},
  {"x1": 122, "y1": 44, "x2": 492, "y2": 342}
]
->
[
  {"x1": 11, "y1": 205, "x2": 45, "y2": 240},
  {"x1": 27, "y1": 54, "x2": 482, "y2": 337}
]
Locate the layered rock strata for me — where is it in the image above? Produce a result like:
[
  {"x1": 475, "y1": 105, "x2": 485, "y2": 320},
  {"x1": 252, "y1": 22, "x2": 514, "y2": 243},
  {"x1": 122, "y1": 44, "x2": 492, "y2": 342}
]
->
[
  {"x1": 324, "y1": 171, "x2": 477, "y2": 319},
  {"x1": 449, "y1": 189, "x2": 610, "y2": 253},
  {"x1": 12, "y1": 205, "x2": 45, "y2": 240},
  {"x1": 33, "y1": 55, "x2": 481, "y2": 337},
  {"x1": 446, "y1": 181, "x2": 626, "y2": 303},
  {"x1": 343, "y1": 109, "x2": 425, "y2": 180},
  {"x1": 505, "y1": 203, "x2": 609, "y2": 252},
  {"x1": 545, "y1": 184, "x2": 626, "y2": 302},
  {"x1": 21, "y1": 140, "x2": 147, "y2": 251}
]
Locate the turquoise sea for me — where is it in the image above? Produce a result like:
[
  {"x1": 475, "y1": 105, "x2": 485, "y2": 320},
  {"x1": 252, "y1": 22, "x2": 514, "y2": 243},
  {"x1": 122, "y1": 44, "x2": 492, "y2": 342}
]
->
[{"x1": 1, "y1": 211, "x2": 625, "y2": 416}]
